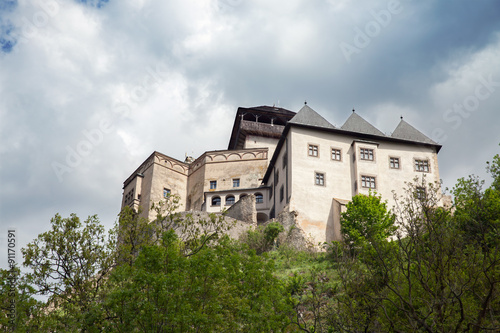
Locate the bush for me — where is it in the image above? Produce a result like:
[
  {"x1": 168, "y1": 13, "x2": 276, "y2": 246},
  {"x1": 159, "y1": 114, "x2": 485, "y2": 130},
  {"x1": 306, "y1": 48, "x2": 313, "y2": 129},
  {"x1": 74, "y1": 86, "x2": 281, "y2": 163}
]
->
[{"x1": 240, "y1": 222, "x2": 284, "y2": 254}]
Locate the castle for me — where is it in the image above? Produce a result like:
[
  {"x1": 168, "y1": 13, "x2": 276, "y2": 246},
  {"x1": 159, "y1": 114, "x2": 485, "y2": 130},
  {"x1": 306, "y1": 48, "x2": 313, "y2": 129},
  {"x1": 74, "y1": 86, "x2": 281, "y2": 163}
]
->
[{"x1": 121, "y1": 104, "x2": 442, "y2": 244}]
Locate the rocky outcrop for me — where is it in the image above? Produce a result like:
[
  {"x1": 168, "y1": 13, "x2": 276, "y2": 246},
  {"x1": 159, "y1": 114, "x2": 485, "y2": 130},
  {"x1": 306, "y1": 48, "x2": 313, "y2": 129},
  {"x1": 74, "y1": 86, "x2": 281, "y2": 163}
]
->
[{"x1": 262, "y1": 207, "x2": 314, "y2": 251}]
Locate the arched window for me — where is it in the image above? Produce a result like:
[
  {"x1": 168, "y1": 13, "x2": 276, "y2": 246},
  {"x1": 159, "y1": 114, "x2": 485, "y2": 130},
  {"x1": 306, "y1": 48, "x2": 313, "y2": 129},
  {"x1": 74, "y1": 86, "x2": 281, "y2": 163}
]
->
[
  {"x1": 239, "y1": 193, "x2": 248, "y2": 199},
  {"x1": 225, "y1": 195, "x2": 235, "y2": 205},
  {"x1": 255, "y1": 193, "x2": 264, "y2": 204},
  {"x1": 211, "y1": 196, "x2": 221, "y2": 206}
]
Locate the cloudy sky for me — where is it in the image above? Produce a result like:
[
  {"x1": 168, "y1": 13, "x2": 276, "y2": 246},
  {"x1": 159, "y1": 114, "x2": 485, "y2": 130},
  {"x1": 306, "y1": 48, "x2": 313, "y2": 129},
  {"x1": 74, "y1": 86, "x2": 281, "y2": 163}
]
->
[{"x1": 1, "y1": 0, "x2": 500, "y2": 267}]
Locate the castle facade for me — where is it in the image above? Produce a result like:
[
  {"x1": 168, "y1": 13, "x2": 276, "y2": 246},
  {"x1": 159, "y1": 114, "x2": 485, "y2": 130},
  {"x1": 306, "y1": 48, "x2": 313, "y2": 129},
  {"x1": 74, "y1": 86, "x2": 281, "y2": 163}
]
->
[{"x1": 122, "y1": 104, "x2": 442, "y2": 243}]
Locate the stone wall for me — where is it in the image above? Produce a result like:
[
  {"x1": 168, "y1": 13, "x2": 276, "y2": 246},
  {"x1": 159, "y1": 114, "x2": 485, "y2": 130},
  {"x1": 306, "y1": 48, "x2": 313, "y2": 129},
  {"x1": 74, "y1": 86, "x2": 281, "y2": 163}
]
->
[{"x1": 225, "y1": 194, "x2": 257, "y2": 225}]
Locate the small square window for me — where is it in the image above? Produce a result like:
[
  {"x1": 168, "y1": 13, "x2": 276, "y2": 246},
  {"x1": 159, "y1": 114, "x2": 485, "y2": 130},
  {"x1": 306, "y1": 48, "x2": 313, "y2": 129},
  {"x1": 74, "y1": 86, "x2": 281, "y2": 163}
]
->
[
  {"x1": 308, "y1": 144, "x2": 319, "y2": 157},
  {"x1": 163, "y1": 188, "x2": 171, "y2": 198},
  {"x1": 361, "y1": 176, "x2": 376, "y2": 189},
  {"x1": 331, "y1": 148, "x2": 341, "y2": 161},
  {"x1": 416, "y1": 186, "x2": 426, "y2": 200},
  {"x1": 233, "y1": 179, "x2": 240, "y2": 188},
  {"x1": 390, "y1": 157, "x2": 400, "y2": 169},
  {"x1": 360, "y1": 148, "x2": 374, "y2": 161},
  {"x1": 415, "y1": 160, "x2": 429, "y2": 172},
  {"x1": 210, "y1": 181, "x2": 217, "y2": 189},
  {"x1": 315, "y1": 172, "x2": 325, "y2": 186}
]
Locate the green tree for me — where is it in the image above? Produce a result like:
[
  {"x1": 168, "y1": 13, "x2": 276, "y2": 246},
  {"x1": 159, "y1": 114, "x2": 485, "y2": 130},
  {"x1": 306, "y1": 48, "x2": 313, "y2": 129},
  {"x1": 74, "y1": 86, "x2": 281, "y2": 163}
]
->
[
  {"x1": 22, "y1": 213, "x2": 116, "y2": 331},
  {"x1": 151, "y1": 194, "x2": 235, "y2": 256},
  {"x1": 0, "y1": 267, "x2": 45, "y2": 332},
  {"x1": 116, "y1": 205, "x2": 152, "y2": 266},
  {"x1": 330, "y1": 173, "x2": 500, "y2": 332},
  {"x1": 104, "y1": 231, "x2": 293, "y2": 332},
  {"x1": 340, "y1": 191, "x2": 396, "y2": 251}
]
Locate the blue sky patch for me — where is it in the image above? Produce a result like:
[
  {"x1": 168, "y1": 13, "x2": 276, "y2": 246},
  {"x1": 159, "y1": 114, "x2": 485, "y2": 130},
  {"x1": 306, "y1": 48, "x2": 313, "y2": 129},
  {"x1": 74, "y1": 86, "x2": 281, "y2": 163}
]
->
[{"x1": 0, "y1": 0, "x2": 17, "y2": 13}]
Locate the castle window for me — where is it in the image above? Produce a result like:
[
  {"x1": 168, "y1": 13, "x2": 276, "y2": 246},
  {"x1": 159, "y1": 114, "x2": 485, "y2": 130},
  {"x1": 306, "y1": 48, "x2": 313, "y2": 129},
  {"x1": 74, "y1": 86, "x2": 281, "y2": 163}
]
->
[
  {"x1": 360, "y1": 148, "x2": 374, "y2": 161},
  {"x1": 225, "y1": 195, "x2": 235, "y2": 205},
  {"x1": 390, "y1": 157, "x2": 400, "y2": 169},
  {"x1": 163, "y1": 188, "x2": 171, "y2": 198},
  {"x1": 416, "y1": 186, "x2": 426, "y2": 200},
  {"x1": 233, "y1": 179, "x2": 240, "y2": 188},
  {"x1": 280, "y1": 186, "x2": 284, "y2": 203},
  {"x1": 275, "y1": 170, "x2": 279, "y2": 184},
  {"x1": 210, "y1": 180, "x2": 217, "y2": 189},
  {"x1": 331, "y1": 148, "x2": 341, "y2": 161},
  {"x1": 124, "y1": 189, "x2": 134, "y2": 205},
  {"x1": 415, "y1": 159, "x2": 429, "y2": 172},
  {"x1": 308, "y1": 144, "x2": 319, "y2": 157},
  {"x1": 240, "y1": 193, "x2": 247, "y2": 199},
  {"x1": 282, "y1": 152, "x2": 288, "y2": 168},
  {"x1": 211, "y1": 196, "x2": 221, "y2": 206},
  {"x1": 255, "y1": 193, "x2": 264, "y2": 204},
  {"x1": 361, "y1": 176, "x2": 376, "y2": 189},
  {"x1": 315, "y1": 172, "x2": 325, "y2": 186},
  {"x1": 269, "y1": 184, "x2": 273, "y2": 199}
]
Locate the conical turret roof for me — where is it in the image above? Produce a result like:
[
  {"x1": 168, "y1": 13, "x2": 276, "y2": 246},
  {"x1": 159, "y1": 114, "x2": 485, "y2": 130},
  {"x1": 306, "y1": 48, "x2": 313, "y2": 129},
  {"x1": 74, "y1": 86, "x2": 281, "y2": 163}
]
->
[
  {"x1": 288, "y1": 104, "x2": 335, "y2": 129},
  {"x1": 391, "y1": 118, "x2": 437, "y2": 145},
  {"x1": 341, "y1": 111, "x2": 385, "y2": 136}
]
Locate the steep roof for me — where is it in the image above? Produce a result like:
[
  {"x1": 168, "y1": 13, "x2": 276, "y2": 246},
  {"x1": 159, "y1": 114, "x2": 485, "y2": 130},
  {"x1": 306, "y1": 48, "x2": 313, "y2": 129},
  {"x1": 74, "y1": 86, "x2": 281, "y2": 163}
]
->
[
  {"x1": 341, "y1": 111, "x2": 385, "y2": 136},
  {"x1": 391, "y1": 119, "x2": 437, "y2": 145},
  {"x1": 288, "y1": 104, "x2": 336, "y2": 129}
]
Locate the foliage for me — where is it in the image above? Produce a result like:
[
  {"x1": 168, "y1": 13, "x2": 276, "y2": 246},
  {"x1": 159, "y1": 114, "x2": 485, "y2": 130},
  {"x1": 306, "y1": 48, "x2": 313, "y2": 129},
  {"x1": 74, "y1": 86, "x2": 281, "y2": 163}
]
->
[
  {"x1": 327, "y1": 173, "x2": 500, "y2": 332},
  {"x1": 152, "y1": 194, "x2": 236, "y2": 256},
  {"x1": 21, "y1": 213, "x2": 116, "y2": 331},
  {"x1": 116, "y1": 205, "x2": 152, "y2": 266},
  {"x1": 0, "y1": 267, "x2": 45, "y2": 332},
  {"x1": 239, "y1": 222, "x2": 285, "y2": 255},
  {"x1": 486, "y1": 144, "x2": 500, "y2": 192},
  {"x1": 104, "y1": 231, "x2": 293, "y2": 332},
  {"x1": 340, "y1": 191, "x2": 396, "y2": 252}
]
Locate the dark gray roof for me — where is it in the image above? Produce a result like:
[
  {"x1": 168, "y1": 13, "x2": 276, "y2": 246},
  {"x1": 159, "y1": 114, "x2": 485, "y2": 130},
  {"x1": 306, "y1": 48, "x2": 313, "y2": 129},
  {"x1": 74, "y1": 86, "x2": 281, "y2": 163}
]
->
[
  {"x1": 341, "y1": 112, "x2": 385, "y2": 136},
  {"x1": 391, "y1": 119, "x2": 437, "y2": 145},
  {"x1": 288, "y1": 105, "x2": 335, "y2": 129}
]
